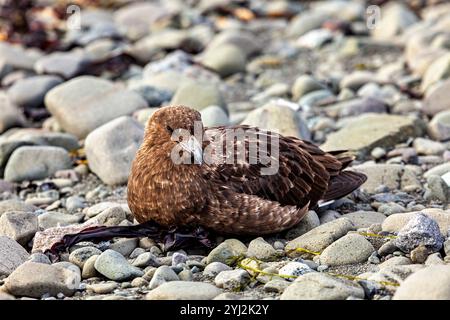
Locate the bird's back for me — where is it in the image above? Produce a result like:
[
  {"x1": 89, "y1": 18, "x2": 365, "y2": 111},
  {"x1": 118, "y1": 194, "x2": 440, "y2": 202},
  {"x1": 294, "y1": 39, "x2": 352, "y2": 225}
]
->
[{"x1": 201, "y1": 125, "x2": 366, "y2": 209}]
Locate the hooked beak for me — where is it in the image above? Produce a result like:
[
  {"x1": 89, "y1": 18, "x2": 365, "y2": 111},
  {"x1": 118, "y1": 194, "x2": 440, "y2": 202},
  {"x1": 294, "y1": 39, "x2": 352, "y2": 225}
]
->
[{"x1": 179, "y1": 135, "x2": 203, "y2": 164}]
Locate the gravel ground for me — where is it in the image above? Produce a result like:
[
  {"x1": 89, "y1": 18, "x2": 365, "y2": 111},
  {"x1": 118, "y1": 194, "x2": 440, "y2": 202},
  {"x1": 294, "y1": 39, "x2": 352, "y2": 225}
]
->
[{"x1": 0, "y1": 0, "x2": 450, "y2": 301}]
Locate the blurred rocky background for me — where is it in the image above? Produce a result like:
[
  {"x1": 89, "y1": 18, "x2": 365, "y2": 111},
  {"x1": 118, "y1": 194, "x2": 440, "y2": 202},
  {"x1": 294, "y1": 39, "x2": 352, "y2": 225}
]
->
[{"x1": 0, "y1": 0, "x2": 449, "y2": 301}]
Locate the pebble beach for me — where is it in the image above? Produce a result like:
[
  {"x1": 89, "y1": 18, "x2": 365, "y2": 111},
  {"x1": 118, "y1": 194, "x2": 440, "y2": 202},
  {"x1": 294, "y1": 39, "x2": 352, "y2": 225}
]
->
[{"x1": 0, "y1": 0, "x2": 450, "y2": 301}]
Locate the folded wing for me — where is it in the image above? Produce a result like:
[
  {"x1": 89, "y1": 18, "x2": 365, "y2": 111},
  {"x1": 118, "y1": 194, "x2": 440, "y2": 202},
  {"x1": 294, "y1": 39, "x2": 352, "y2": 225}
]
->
[{"x1": 201, "y1": 125, "x2": 363, "y2": 208}]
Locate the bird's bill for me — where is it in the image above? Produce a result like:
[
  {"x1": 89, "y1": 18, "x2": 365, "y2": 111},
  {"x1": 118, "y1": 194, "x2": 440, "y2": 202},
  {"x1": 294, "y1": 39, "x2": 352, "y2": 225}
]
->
[{"x1": 179, "y1": 135, "x2": 203, "y2": 164}]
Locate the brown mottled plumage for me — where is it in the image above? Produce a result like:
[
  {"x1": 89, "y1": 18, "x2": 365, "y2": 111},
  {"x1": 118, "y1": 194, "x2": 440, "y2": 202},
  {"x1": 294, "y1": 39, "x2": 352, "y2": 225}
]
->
[{"x1": 127, "y1": 105, "x2": 367, "y2": 236}]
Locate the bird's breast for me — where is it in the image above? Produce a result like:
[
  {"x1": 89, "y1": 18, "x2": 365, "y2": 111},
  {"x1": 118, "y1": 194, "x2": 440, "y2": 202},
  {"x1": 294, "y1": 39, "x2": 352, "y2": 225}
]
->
[{"x1": 127, "y1": 160, "x2": 207, "y2": 226}]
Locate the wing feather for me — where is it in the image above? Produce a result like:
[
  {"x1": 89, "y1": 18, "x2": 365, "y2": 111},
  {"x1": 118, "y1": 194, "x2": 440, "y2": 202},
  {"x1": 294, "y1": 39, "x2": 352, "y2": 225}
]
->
[{"x1": 201, "y1": 126, "x2": 338, "y2": 208}]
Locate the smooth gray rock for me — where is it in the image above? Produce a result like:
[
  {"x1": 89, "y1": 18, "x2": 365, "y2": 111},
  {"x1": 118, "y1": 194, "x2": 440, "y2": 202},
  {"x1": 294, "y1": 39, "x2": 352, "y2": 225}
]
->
[
  {"x1": 85, "y1": 202, "x2": 127, "y2": 218},
  {"x1": 87, "y1": 281, "x2": 119, "y2": 294},
  {"x1": 287, "y1": 11, "x2": 329, "y2": 38},
  {"x1": 340, "y1": 71, "x2": 375, "y2": 91},
  {"x1": 424, "y1": 163, "x2": 450, "y2": 179},
  {"x1": 424, "y1": 175, "x2": 449, "y2": 202},
  {"x1": 114, "y1": 2, "x2": 169, "y2": 40},
  {"x1": 206, "y1": 242, "x2": 238, "y2": 265},
  {"x1": 246, "y1": 237, "x2": 278, "y2": 261},
  {"x1": 203, "y1": 262, "x2": 232, "y2": 277},
  {"x1": 89, "y1": 206, "x2": 128, "y2": 226},
  {"x1": 0, "y1": 141, "x2": 46, "y2": 178},
  {"x1": 372, "y1": 2, "x2": 418, "y2": 40},
  {"x1": 428, "y1": 110, "x2": 450, "y2": 141},
  {"x1": 298, "y1": 89, "x2": 334, "y2": 108},
  {"x1": 65, "y1": 196, "x2": 86, "y2": 212},
  {"x1": 200, "y1": 44, "x2": 247, "y2": 77},
  {"x1": 0, "y1": 200, "x2": 37, "y2": 217},
  {"x1": 69, "y1": 247, "x2": 102, "y2": 268},
  {"x1": 353, "y1": 164, "x2": 421, "y2": 194},
  {"x1": 170, "y1": 80, "x2": 227, "y2": 112},
  {"x1": 423, "y1": 79, "x2": 450, "y2": 116},
  {"x1": 413, "y1": 138, "x2": 445, "y2": 155},
  {"x1": 128, "y1": 29, "x2": 193, "y2": 63},
  {"x1": 421, "y1": 53, "x2": 450, "y2": 92},
  {"x1": 324, "y1": 98, "x2": 388, "y2": 118},
  {"x1": 148, "y1": 265, "x2": 179, "y2": 289},
  {"x1": 45, "y1": 76, "x2": 147, "y2": 138},
  {"x1": 94, "y1": 249, "x2": 143, "y2": 281},
  {"x1": 146, "y1": 281, "x2": 222, "y2": 300},
  {"x1": 38, "y1": 211, "x2": 84, "y2": 230},
  {"x1": 108, "y1": 238, "x2": 138, "y2": 257},
  {"x1": 378, "y1": 256, "x2": 412, "y2": 269},
  {"x1": 286, "y1": 218, "x2": 355, "y2": 258},
  {"x1": 286, "y1": 211, "x2": 320, "y2": 239},
  {"x1": 241, "y1": 102, "x2": 310, "y2": 139},
  {"x1": 131, "y1": 276, "x2": 149, "y2": 287},
  {"x1": 28, "y1": 252, "x2": 51, "y2": 265},
  {"x1": 364, "y1": 264, "x2": 424, "y2": 289},
  {"x1": 81, "y1": 255, "x2": 99, "y2": 279},
  {"x1": 130, "y1": 84, "x2": 172, "y2": 107},
  {"x1": 200, "y1": 105, "x2": 229, "y2": 127},
  {"x1": 178, "y1": 269, "x2": 193, "y2": 282},
  {"x1": 4, "y1": 146, "x2": 72, "y2": 182},
  {"x1": 0, "y1": 92, "x2": 25, "y2": 134},
  {"x1": 0, "y1": 211, "x2": 38, "y2": 246},
  {"x1": 319, "y1": 234, "x2": 375, "y2": 266},
  {"x1": 214, "y1": 269, "x2": 250, "y2": 290},
  {"x1": 264, "y1": 279, "x2": 291, "y2": 293},
  {"x1": 66, "y1": 22, "x2": 120, "y2": 47},
  {"x1": 343, "y1": 211, "x2": 386, "y2": 229},
  {"x1": 0, "y1": 236, "x2": 29, "y2": 276},
  {"x1": 206, "y1": 30, "x2": 261, "y2": 58},
  {"x1": 132, "y1": 252, "x2": 161, "y2": 268},
  {"x1": 0, "y1": 42, "x2": 38, "y2": 73},
  {"x1": 322, "y1": 114, "x2": 425, "y2": 158},
  {"x1": 254, "y1": 82, "x2": 293, "y2": 101},
  {"x1": 85, "y1": 116, "x2": 144, "y2": 185},
  {"x1": 34, "y1": 51, "x2": 87, "y2": 79},
  {"x1": 129, "y1": 247, "x2": 146, "y2": 259},
  {"x1": 134, "y1": 107, "x2": 158, "y2": 126},
  {"x1": 393, "y1": 265, "x2": 450, "y2": 300},
  {"x1": 223, "y1": 239, "x2": 248, "y2": 256},
  {"x1": 52, "y1": 261, "x2": 81, "y2": 279},
  {"x1": 424, "y1": 252, "x2": 445, "y2": 266},
  {"x1": 280, "y1": 272, "x2": 364, "y2": 300},
  {"x1": 2, "y1": 129, "x2": 79, "y2": 151},
  {"x1": 7, "y1": 75, "x2": 62, "y2": 108},
  {"x1": 38, "y1": 212, "x2": 83, "y2": 230},
  {"x1": 291, "y1": 75, "x2": 325, "y2": 101},
  {"x1": 378, "y1": 203, "x2": 406, "y2": 217},
  {"x1": 5, "y1": 261, "x2": 80, "y2": 298}
]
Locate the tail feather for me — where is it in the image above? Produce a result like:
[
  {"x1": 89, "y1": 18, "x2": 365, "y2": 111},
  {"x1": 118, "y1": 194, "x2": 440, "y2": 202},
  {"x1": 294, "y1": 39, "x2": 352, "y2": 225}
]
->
[
  {"x1": 335, "y1": 156, "x2": 354, "y2": 171},
  {"x1": 327, "y1": 150, "x2": 355, "y2": 171},
  {"x1": 322, "y1": 171, "x2": 367, "y2": 202}
]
